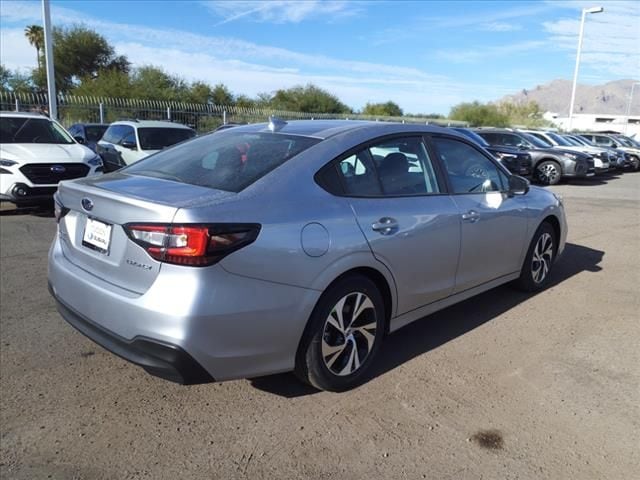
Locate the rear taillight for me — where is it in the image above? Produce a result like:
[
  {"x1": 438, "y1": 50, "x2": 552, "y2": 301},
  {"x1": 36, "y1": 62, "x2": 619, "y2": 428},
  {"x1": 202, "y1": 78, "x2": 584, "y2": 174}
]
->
[
  {"x1": 54, "y1": 195, "x2": 69, "y2": 224},
  {"x1": 124, "y1": 223, "x2": 261, "y2": 266}
]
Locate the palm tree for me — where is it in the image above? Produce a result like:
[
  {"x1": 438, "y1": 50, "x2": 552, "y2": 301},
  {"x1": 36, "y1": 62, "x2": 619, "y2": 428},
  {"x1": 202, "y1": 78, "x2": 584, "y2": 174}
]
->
[{"x1": 24, "y1": 25, "x2": 44, "y2": 71}]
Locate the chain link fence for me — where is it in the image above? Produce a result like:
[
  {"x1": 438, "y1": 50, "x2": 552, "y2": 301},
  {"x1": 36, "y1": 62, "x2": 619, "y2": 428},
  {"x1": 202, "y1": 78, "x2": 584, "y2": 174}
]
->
[{"x1": 0, "y1": 91, "x2": 466, "y2": 132}]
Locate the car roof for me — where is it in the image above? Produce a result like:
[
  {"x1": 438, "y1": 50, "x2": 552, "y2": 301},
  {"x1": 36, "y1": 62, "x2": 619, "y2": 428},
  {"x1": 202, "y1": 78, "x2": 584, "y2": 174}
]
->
[
  {"x1": 111, "y1": 120, "x2": 193, "y2": 129},
  {"x1": 220, "y1": 119, "x2": 456, "y2": 140},
  {"x1": 0, "y1": 111, "x2": 50, "y2": 119}
]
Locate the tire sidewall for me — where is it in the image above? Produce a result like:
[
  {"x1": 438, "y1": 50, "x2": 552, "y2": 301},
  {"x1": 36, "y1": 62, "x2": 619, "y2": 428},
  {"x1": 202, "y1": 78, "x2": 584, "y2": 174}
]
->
[
  {"x1": 297, "y1": 275, "x2": 385, "y2": 392},
  {"x1": 518, "y1": 222, "x2": 557, "y2": 292}
]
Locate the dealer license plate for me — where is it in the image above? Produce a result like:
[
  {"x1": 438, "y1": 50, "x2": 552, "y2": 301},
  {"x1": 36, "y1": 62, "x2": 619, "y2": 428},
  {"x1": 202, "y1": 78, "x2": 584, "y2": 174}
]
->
[{"x1": 82, "y1": 218, "x2": 112, "y2": 254}]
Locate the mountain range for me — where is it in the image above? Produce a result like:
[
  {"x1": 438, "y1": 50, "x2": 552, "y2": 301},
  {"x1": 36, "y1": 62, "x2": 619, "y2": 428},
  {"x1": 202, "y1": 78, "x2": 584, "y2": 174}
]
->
[{"x1": 498, "y1": 79, "x2": 640, "y2": 116}]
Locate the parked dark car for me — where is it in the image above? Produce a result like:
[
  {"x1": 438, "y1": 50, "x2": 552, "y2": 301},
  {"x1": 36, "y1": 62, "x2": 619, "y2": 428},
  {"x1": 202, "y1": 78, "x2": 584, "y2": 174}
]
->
[
  {"x1": 475, "y1": 129, "x2": 595, "y2": 185},
  {"x1": 67, "y1": 123, "x2": 109, "y2": 153},
  {"x1": 578, "y1": 133, "x2": 640, "y2": 171},
  {"x1": 451, "y1": 127, "x2": 532, "y2": 177}
]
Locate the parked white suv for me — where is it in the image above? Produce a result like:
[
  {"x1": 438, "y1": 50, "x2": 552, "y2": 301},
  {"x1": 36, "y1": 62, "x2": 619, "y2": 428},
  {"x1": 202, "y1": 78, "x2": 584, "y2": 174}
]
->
[
  {"x1": 96, "y1": 120, "x2": 195, "y2": 172},
  {"x1": 0, "y1": 112, "x2": 103, "y2": 206}
]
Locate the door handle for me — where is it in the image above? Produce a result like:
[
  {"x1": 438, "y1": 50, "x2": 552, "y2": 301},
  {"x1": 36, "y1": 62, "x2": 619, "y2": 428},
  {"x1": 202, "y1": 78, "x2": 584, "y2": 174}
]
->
[
  {"x1": 371, "y1": 217, "x2": 398, "y2": 235},
  {"x1": 461, "y1": 210, "x2": 480, "y2": 223}
]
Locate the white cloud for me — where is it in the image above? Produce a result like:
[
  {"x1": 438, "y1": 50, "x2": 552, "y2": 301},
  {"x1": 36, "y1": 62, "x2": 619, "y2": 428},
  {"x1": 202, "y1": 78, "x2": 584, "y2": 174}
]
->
[
  {"x1": 0, "y1": 27, "x2": 38, "y2": 72},
  {"x1": 480, "y1": 22, "x2": 522, "y2": 32},
  {"x1": 542, "y1": 0, "x2": 640, "y2": 80},
  {"x1": 433, "y1": 41, "x2": 547, "y2": 64},
  {"x1": 202, "y1": 0, "x2": 360, "y2": 25}
]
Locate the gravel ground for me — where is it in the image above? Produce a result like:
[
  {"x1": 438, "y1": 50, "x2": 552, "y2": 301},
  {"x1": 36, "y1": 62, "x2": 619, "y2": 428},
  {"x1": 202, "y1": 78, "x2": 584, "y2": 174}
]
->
[{"x1": 1, "y1": 172, "x2": 639, "y2": 479}]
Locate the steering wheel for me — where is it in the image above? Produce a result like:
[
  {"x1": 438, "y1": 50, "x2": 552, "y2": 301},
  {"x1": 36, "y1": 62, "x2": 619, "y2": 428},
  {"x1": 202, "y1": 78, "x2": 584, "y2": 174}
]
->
[{"x1": 464, "y1": 163, "x2": 489, "y2": 178}]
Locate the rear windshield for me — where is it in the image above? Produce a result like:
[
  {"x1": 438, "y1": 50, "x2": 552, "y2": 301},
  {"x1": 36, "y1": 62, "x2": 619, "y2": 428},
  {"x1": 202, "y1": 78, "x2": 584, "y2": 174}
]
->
[
  {"x1": 125, "y1": 131, "x2": 320, "y2": 192},
  {"x1": 0, "y1": 117, "x2": 74, "y2": 144},
  {"x1": 137, "y1": 127, "x2": 195, "y2": 150},
  {"x1": 85, "y1": 125, "x2": 108, "y2": 142}
]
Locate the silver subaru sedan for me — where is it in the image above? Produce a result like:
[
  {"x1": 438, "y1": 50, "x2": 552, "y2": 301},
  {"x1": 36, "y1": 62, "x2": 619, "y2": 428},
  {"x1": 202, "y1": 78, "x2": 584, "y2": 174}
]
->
[{"x1": 48, "y1": 120, "x2": 567, "y2": 391}]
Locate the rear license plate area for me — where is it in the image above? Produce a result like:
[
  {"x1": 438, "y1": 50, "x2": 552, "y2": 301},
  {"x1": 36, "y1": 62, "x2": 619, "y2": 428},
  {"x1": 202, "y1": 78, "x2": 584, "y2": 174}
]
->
[{"x1": 82, "y1": 217, "x2": 112, "y2": 254}]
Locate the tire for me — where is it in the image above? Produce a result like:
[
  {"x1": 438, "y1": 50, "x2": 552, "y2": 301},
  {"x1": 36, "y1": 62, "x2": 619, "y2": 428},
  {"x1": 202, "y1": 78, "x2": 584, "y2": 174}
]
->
[
  {"x1": 295, "y1": 274, "x2": 385, "y2": 392},
  {"x1": 515, "y1": 222, "x2": 557, "y2": 292},
  {"x1": 629, "y1": 155, "x2": 640, "y2": 171},
  {"x1": 535, "y1": 160, "x2": 562, "y2": 185}
]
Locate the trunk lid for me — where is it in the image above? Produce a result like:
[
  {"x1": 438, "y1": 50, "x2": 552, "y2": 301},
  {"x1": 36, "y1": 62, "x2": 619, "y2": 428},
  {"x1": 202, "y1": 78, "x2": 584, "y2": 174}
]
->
[{"x1": 56, "y1": 172, "x2": 233, "y2": 294}]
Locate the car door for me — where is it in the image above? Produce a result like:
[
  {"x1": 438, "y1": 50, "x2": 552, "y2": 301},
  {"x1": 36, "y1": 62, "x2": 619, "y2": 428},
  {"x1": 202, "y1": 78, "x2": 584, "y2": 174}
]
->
[
  {"x1": 336, "y1": 136, "x2": 461, "y2": 315},
  {"x1": 429, "y1": 135, "x2": 529, "y2": 293}
]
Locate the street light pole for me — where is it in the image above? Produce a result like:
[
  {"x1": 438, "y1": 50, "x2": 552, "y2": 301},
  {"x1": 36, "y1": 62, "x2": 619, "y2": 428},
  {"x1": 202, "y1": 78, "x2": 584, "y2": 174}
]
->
[
  {"x1": 567, "y1": 6, "x2": 603, "y2": 131},
  {"x1": 625, "y1": 82, "x2": 640, "y2": 134},
  {"x1": 42, "y1": 0, "x2": 57, "y2": 120}
]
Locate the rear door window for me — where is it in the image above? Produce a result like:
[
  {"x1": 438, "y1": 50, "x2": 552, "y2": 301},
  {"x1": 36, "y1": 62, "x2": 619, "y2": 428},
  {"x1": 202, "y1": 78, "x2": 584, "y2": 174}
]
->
[
  {"x1": 137, "y1": 128, "x2": 196, "y2": 150},
  {"x1": 125, "y1": 131, "x2": 319, "y2": 192}
]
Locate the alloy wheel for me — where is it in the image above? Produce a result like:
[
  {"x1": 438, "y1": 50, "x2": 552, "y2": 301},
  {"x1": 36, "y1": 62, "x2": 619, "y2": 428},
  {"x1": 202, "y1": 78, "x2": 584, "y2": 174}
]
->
[
  {"x1": 538, "y1": 163, "x2": 559, "y2": 183},
  {"x1": 321, "y1": 292, "x2": 377, "y2": 376},
  {"x1": 531, "y1": 232, "x2": 554, "y2": 284}
]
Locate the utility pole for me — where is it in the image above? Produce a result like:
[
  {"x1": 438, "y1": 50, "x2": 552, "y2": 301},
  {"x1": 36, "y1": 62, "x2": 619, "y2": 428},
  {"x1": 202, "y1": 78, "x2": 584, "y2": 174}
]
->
[
  {"x1": 568, "y1": 6, "x2": 603, "y2": 131},
  {"x1": 42, "y1": 0, "x2": 57, "y2": 119}
]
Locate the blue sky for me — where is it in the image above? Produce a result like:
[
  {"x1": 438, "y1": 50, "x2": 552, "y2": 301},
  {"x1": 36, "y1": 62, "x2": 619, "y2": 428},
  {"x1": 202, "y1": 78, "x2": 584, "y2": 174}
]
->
[{"x1": 1, "y1": 0, "x2": 638, "y2": 114}]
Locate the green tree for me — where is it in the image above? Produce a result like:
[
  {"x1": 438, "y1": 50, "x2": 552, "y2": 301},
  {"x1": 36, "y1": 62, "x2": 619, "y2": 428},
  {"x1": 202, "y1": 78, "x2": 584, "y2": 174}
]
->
[
  {"x1": 449, "y1": 101, "x2": 509, "y2": 127},
  {"x1": 129, "y1": 66, "x2": 187, "y2": 101},
  {"x1": 210, "y1": 83, "x2": 234, "y2": 105},
  {"x1": 362, "y1": 101, "x2": 403, "y2": 117},
  {"x1": 71, "y1": 68, "x2": 132, "y2": 98},
  {"x1": 496, "y1": 101, "x2": 549, "y2": 128},
  {"x1": 33, "y1": 25, "x2": 130, "y2": 92},
  {"x1": 267, "y1": 84, "x2": 351, "y2": 113},
  {"x1": 24, "y1": 25, "x2": 44, "y2": 73},
  {"x1": 0, "y1": 64, "x2": 36, "y2": 95}
]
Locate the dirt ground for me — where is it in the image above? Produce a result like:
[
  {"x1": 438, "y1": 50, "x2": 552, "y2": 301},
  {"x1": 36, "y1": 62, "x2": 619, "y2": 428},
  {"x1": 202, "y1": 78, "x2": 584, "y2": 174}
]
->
[{"x1": 1, "y1": 172, "x2": 639, "y2": 479}]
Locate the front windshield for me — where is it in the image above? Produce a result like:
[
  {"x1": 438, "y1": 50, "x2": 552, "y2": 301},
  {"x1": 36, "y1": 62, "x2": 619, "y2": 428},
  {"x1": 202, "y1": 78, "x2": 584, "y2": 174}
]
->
[
  {"x1": 0, "y1": 117, "x2": 74, "y2": 144},
  {"x1": 547, "y1": 132, "x2": 572, "y2": 146},
  {"x1": 614, "y1": 136, "x2": 636, "y2": 147},
  {"x1": 137, "y1": 127, "x2": 195, "y2": 150},
  {"x1": 562, "y1": 135, "x2": 583, "y2": 146},
  {"x1": 453, "y1": 128, "x2": 489, "y2": 147},
  {"x1": 521, "y1": 132, "x2": 551, "y2": 148},
  {"x1": 572, "y1": 135, "x2": 593, "y2": 146}
]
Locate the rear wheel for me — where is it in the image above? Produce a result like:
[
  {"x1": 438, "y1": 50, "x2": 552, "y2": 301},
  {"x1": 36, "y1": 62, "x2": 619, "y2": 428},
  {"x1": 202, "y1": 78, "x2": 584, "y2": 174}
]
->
[
  {"x1": 295, "y1": 275, "x2": 385, "y2": 392},
  {"x1": 515, "y1": 222, "x2": 556, "y2": 292},
  {"x1": 535, "y1": 160, "x2": 562, "y2": 185}
]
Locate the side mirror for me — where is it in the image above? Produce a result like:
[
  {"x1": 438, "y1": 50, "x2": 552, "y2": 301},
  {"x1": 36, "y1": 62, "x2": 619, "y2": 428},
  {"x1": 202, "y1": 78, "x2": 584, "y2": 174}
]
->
[
  {"x1": 73, "y1": 136, "x2": 85, "y2": 144},
  {"x1": 517, "y1": 143, "x2": 529, "y2": 150},
  {"x1": 508, "y1": 175, "x2": 529, "y2": 196},
  {"x1": 121, "y1": 140, "x2": 137, "y2": 150}
]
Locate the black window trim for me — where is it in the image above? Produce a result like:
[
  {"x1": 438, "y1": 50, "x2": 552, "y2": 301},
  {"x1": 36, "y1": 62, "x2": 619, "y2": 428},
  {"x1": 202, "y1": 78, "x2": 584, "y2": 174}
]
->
[
  {"x1": 427, "y1": 133, "x2": 512, "y2": 196},
  {"x1": 316, "y1": 133, "x2": 450, "y2": 198}
]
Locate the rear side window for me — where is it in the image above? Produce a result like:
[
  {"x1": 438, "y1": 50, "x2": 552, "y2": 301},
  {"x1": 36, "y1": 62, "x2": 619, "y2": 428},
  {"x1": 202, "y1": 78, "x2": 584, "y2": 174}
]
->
[
  {"x1": 85, "y1": 126, "x2": 108, "y2": 142},
  {"x1": 125, "y1": 131, "x2": 320, "y2": 192},
  {"x1": 332, "y1": 137, "x2": 441, "y2": 197},
  {"x1": 138, "y1": 127, "x2": 195, "y2": 150}
]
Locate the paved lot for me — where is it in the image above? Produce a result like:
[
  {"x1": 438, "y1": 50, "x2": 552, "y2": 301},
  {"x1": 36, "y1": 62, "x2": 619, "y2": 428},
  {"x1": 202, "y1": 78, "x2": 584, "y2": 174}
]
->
[{"x1": 1, "y1": 172, "x2": 639, "y2": 479}]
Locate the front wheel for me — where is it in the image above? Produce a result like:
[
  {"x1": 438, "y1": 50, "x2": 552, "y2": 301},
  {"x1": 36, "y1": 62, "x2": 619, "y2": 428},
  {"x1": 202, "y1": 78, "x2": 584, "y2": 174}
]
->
[
  {"x1": 515, "y1": 222, "x2": 557, "y2": 292},
  {"x1": 629, "y1": 155, "x2": 640, "y2": 171},
  {"x1": 295, "y1": 275, "x2": 385, "y2": 392},
  {"x1": 535, "y1": 160, "x2": 562, "y2": 185}
]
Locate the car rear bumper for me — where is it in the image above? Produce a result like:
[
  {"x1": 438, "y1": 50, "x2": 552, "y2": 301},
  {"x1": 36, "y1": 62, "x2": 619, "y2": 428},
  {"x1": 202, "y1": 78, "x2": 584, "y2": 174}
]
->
[
  {"x1": 50, "y1": 284, "x2": 214, "y2": 384},
  {"x1": 48, "y1": 235, "x2": 320, "y2": 382}
]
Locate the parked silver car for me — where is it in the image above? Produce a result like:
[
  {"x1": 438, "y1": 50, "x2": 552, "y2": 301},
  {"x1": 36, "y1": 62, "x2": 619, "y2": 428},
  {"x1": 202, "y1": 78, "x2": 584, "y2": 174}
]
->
[{"x1": 48, "y1": 120, "x2": 567, "y2": 391}]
